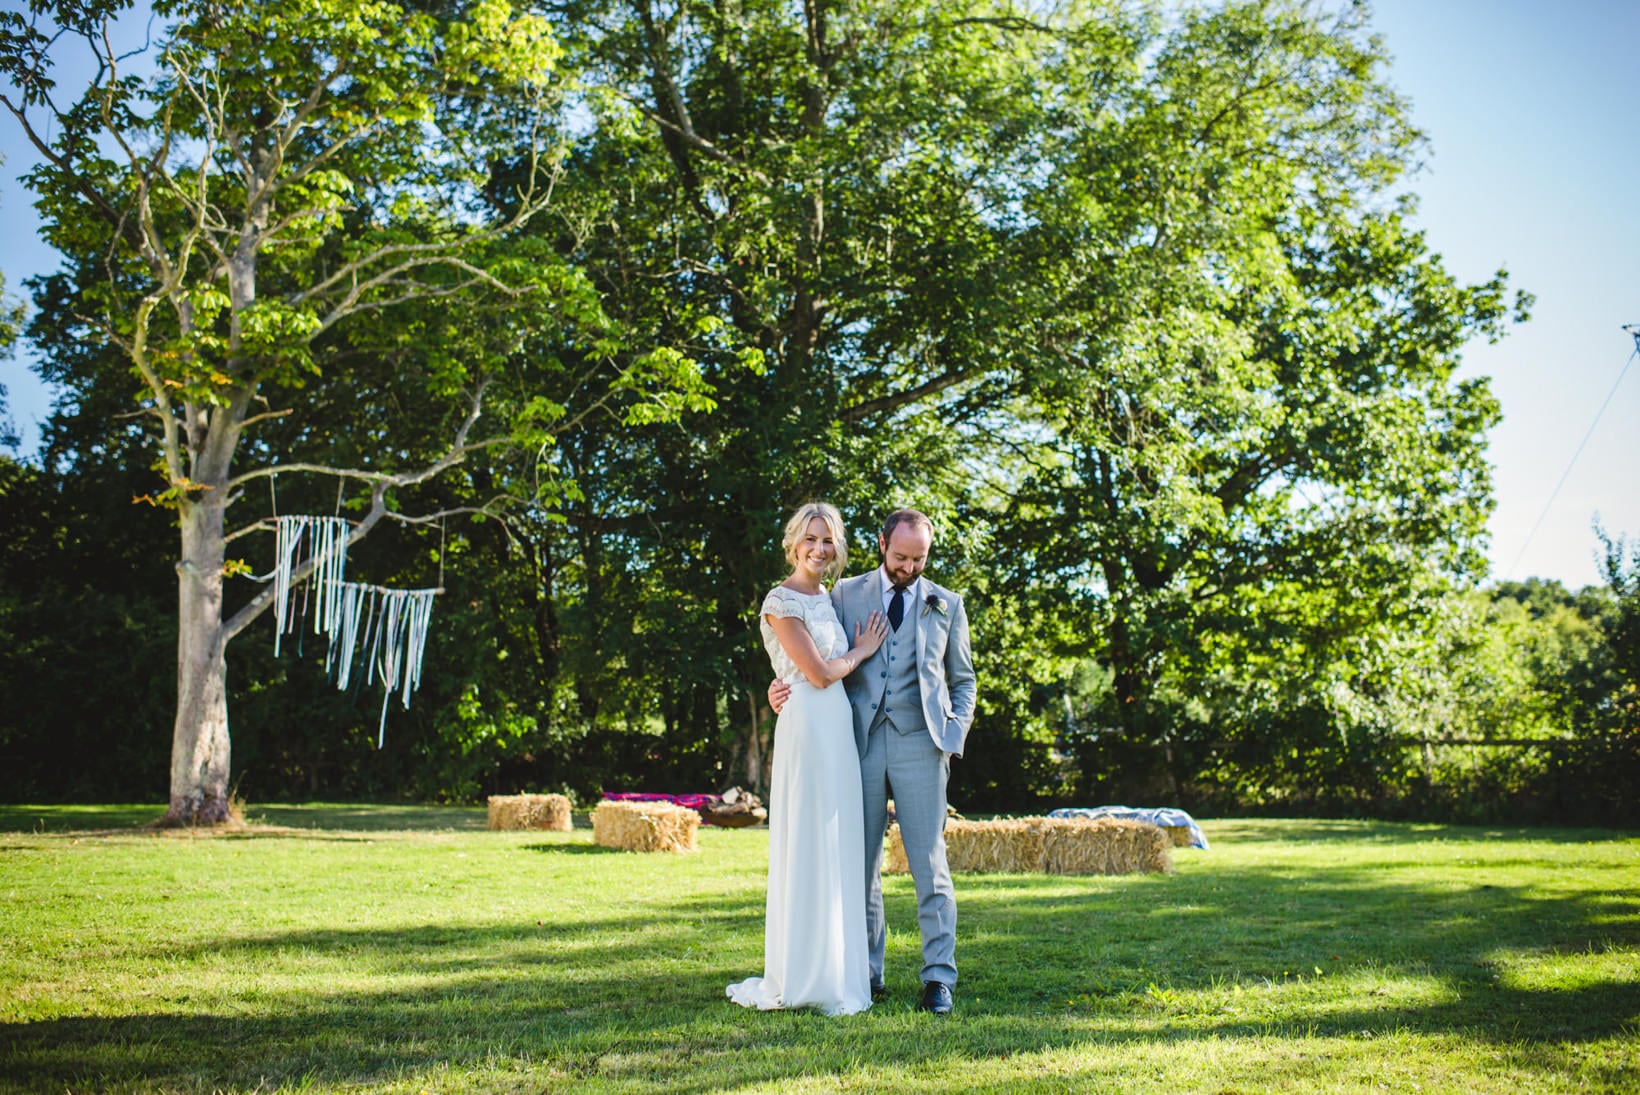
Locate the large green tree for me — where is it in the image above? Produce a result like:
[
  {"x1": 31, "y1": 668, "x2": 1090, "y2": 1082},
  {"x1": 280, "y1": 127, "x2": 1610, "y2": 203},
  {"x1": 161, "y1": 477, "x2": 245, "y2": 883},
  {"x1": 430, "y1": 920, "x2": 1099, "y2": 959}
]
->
[
  {"x1": 524, "y1": 0, "x2": 1524, "y2": 800},
  {"x1": 0, "y1": 0, "x2": 710, "y2": 822},
  {"x1": 0, "y1": 247, "x2": 23, "y2": 447},
  {"x1": 978, "y1": 0, "x2": 1528, "y2": 798},
  {"x1": 4, "y1": 0, "x2": 1536, "y2": 813},
  {"x1": 535, "y1": 0, "x2": 1155, "y2": 790}
]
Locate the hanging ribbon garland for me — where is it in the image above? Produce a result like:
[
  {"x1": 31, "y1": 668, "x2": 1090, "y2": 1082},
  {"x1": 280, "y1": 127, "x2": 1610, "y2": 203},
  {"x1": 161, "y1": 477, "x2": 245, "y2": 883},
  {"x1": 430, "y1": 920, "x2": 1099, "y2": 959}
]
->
[
  {"x1": 271, "y1": 516, "x2": 351, "y2": 656},
  {"x1": 327, "y1": 582, "x2": 439, "y2": 747},
  {"x1": 266, "y1": 515, "x2": 439, "y2": 746}
]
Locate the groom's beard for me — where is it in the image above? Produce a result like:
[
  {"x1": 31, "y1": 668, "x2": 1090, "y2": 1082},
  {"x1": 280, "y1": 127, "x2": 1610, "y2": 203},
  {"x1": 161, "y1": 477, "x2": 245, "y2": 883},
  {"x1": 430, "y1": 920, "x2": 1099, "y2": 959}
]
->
[{"x1": 885, "y1": 564, "x2": 924, "y2": 588}]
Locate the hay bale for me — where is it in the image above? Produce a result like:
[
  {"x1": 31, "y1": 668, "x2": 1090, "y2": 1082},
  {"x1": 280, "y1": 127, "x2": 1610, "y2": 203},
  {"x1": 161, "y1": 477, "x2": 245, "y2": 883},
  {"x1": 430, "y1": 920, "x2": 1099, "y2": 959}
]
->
[
  {"x1": 945, "y1": 818, "x2": 1045, "y2": 873},
  {"x1": 592, "y1": 799, "x2": 699, "y2": 853},
  {"x1": 885, "y1": 819, "x2": 1038, "y2": 874},
  {"x1": 884, "y1": 816, "x2": 1172, "y2": 875},
  {"x1": 487, "y1": 796, "x2": 523, "y2": 831},
  {"x1": 885, "y1": 823, "x2": 909, "y2": 874},
  {"x1": 486, "y1": 793, "x2": 572, "y2": 832},
  {"x1": 1161, "y1": 825, "x2": 1195, "y2": 848},
  {"x1": 1040, "y1": 817, "x2": 1172, "y2": 875}
]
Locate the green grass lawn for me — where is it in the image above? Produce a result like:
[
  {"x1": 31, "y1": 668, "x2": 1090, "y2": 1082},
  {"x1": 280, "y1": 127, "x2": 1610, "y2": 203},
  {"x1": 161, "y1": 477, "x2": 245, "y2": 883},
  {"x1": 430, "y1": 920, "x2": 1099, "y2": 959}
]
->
[{"x1": 0, "y1": 806, "x2": 1634, "y2": 1093}]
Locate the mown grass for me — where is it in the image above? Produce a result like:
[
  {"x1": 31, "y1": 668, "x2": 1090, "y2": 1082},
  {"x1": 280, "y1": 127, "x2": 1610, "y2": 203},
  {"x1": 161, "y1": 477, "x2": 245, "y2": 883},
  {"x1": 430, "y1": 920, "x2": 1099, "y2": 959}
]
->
[{"x1": 0, "y1": 806, "x2": 1635, "y2": 1093}]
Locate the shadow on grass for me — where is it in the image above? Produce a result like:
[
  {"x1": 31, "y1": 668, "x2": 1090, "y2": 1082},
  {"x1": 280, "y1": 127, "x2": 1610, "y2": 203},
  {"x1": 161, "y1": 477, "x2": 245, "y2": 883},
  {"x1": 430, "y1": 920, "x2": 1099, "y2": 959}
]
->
[
  {"x1": 3, "y1": 849, "x2": 1637, "y2": 1093},
  {"x1": 243, "y1": 803, "x2": 489, "y2": 832},
  {"x1": 521, "y1": 841, "x2": 625, "y2": 855},
  {"x1": 1203, "y1": 818, "x2": 1637, "y2": 845},
  {"x1": 956, "y1": 864, "x2": 1640, "y2": 1041},
  {"x1": 0, "y1": 802, "x2": 492, "y2": 834},
  {"x1": 0, "y1": 804, "x2": 171, "y2": 833}
]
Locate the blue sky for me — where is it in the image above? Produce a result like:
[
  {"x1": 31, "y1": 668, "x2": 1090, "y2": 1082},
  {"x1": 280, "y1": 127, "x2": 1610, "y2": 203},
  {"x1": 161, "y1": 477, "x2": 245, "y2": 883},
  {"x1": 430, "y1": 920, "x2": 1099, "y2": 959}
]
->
[
  {"x1": 2, "y1": 0, "x2": 1635, "y2": 588},
  {"x1": 1369, "y1": 0, "x2": 1639, "y2": 587}
]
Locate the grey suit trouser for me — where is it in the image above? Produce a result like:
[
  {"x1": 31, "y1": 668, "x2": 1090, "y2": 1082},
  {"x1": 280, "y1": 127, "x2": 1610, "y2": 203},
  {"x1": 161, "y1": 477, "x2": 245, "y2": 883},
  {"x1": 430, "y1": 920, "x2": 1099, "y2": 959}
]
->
[{"x1": 861, "y1": 716, "x2": 956, "y2": 987}]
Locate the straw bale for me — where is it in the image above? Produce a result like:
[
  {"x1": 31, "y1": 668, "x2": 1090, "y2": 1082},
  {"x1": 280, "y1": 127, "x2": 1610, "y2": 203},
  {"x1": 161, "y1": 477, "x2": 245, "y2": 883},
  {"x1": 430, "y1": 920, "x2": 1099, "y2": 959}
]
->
[
  {"x1": 486, "y1": 793, "x2": 573, "y2": 832},
  {"x1": 885, "y1": 824, "x2": 909, "y2": 873},
  {"x1": 884, "y1": 816, "x2": 1172, "y2": 875},
  {"x1": 592, "y1": 799, "x2": 699, "y2": 853},
  {"x1": 1161, "y1": 825, "x2": 1195, "y2": 848},
  {"x1": 886, "y1": 819, "x2": 1045, "y2": 874},
  {"x1": 945, "y1": 818, "x2": 1045, "y2": 873},
  {"x1": 1040, "y1": 817, "x2": 1172, "y2": 875}
]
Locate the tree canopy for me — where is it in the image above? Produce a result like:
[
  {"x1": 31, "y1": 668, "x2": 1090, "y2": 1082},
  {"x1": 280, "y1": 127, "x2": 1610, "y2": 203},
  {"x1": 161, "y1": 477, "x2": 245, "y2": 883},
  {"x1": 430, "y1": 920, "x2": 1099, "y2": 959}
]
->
[
  {"x1": 511, "y1": 0, "x2": 1529, "y2": 799},
  {"x1": 0, "y1": 0, "x2": 712, "y2": 821},
  {"x1": 13, "y1": 0, "x2": 1629, "y2": 828}
]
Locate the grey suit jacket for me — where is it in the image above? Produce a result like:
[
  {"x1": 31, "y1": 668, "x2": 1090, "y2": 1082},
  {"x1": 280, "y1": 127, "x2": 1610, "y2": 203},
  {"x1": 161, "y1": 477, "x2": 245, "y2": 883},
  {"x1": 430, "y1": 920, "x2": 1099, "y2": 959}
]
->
[{"x1": 831, "y1": 570, "x2": 978, "y2": 758}]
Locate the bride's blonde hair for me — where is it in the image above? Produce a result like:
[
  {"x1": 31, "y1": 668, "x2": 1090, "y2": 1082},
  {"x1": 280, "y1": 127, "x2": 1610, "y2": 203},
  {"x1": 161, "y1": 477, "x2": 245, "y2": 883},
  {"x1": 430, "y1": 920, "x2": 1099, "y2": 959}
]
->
[{"x1": 781, "y1": 502, "x2": 848, "y2": 581}]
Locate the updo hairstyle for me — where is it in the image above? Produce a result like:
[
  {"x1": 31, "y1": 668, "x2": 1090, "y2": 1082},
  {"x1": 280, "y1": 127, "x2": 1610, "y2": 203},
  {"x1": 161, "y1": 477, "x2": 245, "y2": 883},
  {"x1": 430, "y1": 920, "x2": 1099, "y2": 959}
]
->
[{"x1": 781, "y1": 502, "x2": 848, "y2": 581}]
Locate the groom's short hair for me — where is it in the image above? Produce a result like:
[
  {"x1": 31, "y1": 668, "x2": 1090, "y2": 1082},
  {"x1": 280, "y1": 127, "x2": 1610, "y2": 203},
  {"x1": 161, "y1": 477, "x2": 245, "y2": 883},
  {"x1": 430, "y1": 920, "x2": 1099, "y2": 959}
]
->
[{"x1": 881, "y1": 508, "x2": 933, "y2": 543}]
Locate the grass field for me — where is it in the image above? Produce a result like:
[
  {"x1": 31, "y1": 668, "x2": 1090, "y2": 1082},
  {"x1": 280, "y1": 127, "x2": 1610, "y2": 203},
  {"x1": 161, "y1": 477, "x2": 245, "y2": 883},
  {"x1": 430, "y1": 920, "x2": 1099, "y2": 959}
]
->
[{"x1": 0, "y1": 805, "x2": 1635, "y2": 1093}]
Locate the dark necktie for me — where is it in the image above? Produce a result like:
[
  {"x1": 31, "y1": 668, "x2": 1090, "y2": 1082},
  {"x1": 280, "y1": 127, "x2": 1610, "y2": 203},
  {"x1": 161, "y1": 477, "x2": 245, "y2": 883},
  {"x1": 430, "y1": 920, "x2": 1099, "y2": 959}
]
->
[{"x1": 888, "y1": 585, "x2": 906, "y2": 631}]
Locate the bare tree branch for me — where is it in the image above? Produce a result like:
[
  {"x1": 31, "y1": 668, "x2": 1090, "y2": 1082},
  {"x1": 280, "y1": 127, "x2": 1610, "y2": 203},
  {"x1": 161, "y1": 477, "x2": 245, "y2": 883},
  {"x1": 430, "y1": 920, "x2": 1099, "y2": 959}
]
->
[{"x1": 841, "y1": 364, "x2": 981, "y2": 423}]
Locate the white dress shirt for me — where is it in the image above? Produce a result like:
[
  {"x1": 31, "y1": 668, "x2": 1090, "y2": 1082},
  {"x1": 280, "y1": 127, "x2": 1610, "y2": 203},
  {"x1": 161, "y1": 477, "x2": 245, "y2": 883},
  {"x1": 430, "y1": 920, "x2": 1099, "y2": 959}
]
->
[{"x1": 879, "y1": 567, "x2": 921, "y2": 617}]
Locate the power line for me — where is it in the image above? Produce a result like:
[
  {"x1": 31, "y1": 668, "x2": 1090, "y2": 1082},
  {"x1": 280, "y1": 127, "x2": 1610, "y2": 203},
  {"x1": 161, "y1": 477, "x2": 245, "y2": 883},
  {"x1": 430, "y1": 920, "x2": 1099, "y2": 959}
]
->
[{"x1": 1504, "y1": 326, "x2": 1638, "y2": 581}]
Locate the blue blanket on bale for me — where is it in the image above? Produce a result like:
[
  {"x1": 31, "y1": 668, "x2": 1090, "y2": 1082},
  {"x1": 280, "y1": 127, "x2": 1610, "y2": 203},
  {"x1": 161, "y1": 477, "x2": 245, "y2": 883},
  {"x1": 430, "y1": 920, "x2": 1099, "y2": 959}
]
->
[{"x1": 1047, "y1": 806, "x2": 1209, "y2": 849}]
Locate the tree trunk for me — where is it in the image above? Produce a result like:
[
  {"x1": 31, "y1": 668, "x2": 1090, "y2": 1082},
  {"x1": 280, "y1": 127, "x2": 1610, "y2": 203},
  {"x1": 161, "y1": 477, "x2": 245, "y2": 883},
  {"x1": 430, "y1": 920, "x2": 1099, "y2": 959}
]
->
[
  {"x1": 163, "y1": 491, "x2": 233, "y2": 825},
  {"x1": 744, "y1": 691, "x2": 769, "y2": 795}
]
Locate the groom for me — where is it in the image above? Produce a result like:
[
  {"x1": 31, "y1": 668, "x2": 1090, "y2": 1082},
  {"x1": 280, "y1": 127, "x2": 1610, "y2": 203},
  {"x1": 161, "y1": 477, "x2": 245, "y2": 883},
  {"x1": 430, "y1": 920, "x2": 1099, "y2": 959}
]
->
[{"x1": 771, "y1": 508, "x2": 977, "y2": 1014}]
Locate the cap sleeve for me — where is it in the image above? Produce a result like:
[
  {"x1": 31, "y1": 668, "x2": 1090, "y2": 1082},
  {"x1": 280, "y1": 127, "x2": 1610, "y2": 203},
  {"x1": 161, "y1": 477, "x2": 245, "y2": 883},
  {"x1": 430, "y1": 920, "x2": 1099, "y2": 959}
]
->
[{"x1": 760, "y1": 587, "x2": 807, "y2": 620}]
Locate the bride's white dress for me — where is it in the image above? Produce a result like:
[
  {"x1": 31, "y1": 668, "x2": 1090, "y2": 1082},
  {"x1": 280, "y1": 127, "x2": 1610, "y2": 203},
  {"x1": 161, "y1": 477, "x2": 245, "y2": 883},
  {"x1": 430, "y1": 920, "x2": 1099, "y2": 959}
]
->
[{"x1": 726, "y1": 585, "x2": 870, "y2": 1016}]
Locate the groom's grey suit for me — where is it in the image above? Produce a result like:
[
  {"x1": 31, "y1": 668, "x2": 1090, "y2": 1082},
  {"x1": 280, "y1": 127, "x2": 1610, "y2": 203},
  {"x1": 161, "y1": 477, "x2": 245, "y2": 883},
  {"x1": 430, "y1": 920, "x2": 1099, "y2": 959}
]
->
[{"x1": 830, "y1": 569, "x2": 976, "y2": 989}]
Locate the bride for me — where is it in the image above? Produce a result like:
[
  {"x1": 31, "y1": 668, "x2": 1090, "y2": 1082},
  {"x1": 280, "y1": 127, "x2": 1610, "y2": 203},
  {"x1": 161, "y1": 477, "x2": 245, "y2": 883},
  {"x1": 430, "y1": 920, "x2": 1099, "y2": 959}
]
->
[{"x1": 727, "y1": 502, "x2": 888, "y2": 1015}]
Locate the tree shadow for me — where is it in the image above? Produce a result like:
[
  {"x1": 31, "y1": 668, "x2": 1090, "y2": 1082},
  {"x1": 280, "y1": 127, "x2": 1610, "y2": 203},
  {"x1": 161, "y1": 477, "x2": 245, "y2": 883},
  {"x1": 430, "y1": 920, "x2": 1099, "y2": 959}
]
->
[
  {"x1": 244, "y1": 803, "x2": 490, "y2": 831},
  {"x1": 521, "y1": 840, "x2": 625, "y2": 854},
  {"x1": 2, "y1": 840, "x2": 1635, "y2": 1092},
  {"x1": 0, "y1": 803, "x2": 493, "y2": 834},
  {"x1": 0, "y1": 804, "x2": 169, "y2": 833},
  {"x1": 1202, "y1": 818, "x2": 1634, "y2": 845},
  {"x1": 953, "y1": 863, "x2": 1639, "y2": 1044}
]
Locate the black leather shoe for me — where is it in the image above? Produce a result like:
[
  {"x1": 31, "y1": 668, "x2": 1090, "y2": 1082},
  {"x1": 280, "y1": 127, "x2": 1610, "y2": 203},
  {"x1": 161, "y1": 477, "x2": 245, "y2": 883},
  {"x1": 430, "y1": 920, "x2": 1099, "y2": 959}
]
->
[
  {"x1": 917, "y1": 980, "x2": 953, "y2": 1015},
  {"x1": 871, "y1": 982, "x2": 889, "y2": 1001}
]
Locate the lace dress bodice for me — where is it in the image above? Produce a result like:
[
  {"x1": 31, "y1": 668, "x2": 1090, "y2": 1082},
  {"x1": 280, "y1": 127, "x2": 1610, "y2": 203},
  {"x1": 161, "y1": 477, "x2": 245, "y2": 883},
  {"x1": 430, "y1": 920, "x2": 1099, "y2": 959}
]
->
[{"x1": 760, "y1": 586, "x2": 847, "y2": 683}]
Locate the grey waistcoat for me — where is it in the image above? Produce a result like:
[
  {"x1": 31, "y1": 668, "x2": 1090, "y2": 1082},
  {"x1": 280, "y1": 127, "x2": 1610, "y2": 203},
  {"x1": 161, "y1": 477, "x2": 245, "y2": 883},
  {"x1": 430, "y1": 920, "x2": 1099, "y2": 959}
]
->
[{"x1": 870, "y1": 605, "x2": 924, "y2": 734}]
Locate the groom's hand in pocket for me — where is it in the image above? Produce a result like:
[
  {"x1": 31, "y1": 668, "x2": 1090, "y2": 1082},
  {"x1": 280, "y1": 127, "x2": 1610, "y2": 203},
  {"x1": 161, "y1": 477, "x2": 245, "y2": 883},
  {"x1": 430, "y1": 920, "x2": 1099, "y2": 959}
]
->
[{"x1": 767, "y1": 679, "x2": 791, "y2": 714}]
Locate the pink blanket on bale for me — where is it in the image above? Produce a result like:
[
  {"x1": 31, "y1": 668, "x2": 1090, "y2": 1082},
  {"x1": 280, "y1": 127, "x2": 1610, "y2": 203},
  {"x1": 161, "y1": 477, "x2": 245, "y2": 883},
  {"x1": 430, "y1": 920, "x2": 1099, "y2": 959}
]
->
[{"x1": 602, "y1": 792, "x2": 719, "y2": 815}]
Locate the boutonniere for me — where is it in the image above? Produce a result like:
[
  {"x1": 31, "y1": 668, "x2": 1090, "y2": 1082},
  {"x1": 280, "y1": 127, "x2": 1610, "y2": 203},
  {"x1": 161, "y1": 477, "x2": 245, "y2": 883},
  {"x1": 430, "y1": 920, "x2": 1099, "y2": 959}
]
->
[{"x1": 922, "y1": 594, "x2": 948, "y2": 618}]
